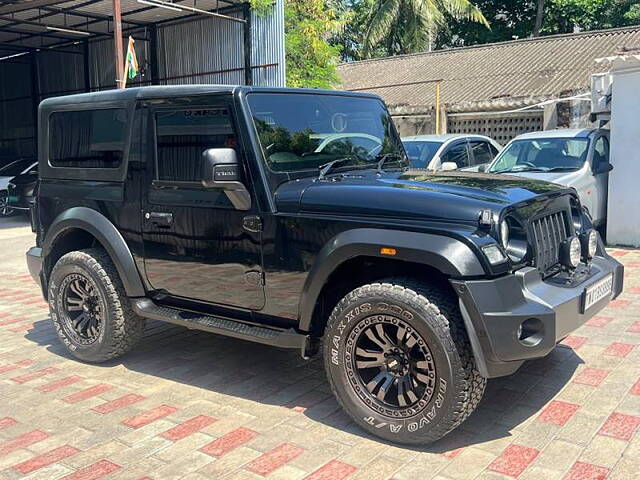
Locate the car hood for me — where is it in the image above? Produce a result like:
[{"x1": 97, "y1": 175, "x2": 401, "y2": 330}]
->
[
  {"x1": 275, "y1": 170, "x2": 569, "y2": 223},
  {"x1": 501, "y1": 170, "x2": 583, "y2": 187}
]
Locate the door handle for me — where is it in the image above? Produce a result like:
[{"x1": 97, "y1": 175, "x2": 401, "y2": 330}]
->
[{"x1": 145, "y1": 211, "x2": 173, "y2": 226}]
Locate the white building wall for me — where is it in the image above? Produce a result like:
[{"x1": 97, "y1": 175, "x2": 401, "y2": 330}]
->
[{"x1": 607, "y1": 58, "x2": 640, "y2": 247}]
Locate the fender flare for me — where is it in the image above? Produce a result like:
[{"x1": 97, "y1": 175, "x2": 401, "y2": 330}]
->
[
  {"x1": 298, "y1": 228, "x2": 485, "y2": 332},
  {"x1": 42, "y1": 207, "x2": 146, "y2": 297}
]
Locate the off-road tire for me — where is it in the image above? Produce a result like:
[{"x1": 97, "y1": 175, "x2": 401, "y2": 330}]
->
[
  {"x1": 323, "y1": 277, "x2": 486, "y2": 444},
  {"x1": 48, "y1": 248, "x2": 145, "y2": 363}
]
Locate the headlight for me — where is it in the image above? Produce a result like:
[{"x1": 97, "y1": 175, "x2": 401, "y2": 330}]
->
[
  {"x1": 581, "y1": 229, "x2": 598, "y2": 259},
  {"x1": 560, "y1": 236, "x2": 581, "y2": 269},
  {"x1": 500, "y1": 220, "x2": 509, "y2": 248}
]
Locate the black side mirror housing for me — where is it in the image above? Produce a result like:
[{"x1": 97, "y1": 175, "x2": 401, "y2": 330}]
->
[
  {"x1": 477, "y1": 164, "x2": 487, "y2": 173},
  {"x1": 201, "y1": 148, "x2": 251, "y2": 210}
]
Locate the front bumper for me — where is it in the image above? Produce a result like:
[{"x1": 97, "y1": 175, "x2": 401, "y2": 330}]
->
[
  {"x1": 452, "y1": 254, "x2": 624, "y2": 378},
  {"x1": 26, "y1": 247, "x2": 45, "y2": 298}
]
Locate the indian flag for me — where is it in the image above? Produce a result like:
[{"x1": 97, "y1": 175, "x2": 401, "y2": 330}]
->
[{"x1": 125, "y1": 36, "x2": 139, "y2": 80}]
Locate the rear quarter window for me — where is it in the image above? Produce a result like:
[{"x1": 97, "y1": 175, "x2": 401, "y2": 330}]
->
[{"x1": 49, "y1": 109, "x2": 128, "y2": 168}]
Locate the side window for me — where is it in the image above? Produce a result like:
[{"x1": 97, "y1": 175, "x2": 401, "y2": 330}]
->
[
  {"x1": 155, "y1": 107, "x2": 236, "y2": 184},
  {"x1": 469, "y1": 141, "x2": 493, "y2": 166},
  {"x1": 593, "y1": 136, "x2": 610, "y2": 169},
  {"x1": 489, "y1": 143, "x2": 500, "y2": 158},
  {"x1": 49, "y1": 109, "x2": 128, "y2": 168},
  {"x1": 441, "y1": 142, "x2": 470, "y2": 169}
]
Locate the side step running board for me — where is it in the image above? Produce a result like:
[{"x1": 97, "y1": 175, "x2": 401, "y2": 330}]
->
[{"x1": 132, "y1": 298, "x2": 311, "y2": 354}]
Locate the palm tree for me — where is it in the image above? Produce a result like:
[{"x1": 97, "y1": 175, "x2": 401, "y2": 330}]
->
[{"x1": 363, "y1": 0, "x2": 489, "y2": 57}]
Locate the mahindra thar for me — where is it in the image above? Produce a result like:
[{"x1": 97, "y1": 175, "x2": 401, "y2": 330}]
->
[{"x1": 26, "y1": 86, "x2": 623, "y2": 444}]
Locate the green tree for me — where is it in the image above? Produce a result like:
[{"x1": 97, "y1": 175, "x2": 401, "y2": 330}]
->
[
  {"x1": 541, "y1": 0, "x2": 640, "y2": 34},
  {"x1": 285, "y1": 0, "x2": 346, "y2": 88},
  {"x1": 362, "y1": 0, "x2": 490, "y2": 57}
]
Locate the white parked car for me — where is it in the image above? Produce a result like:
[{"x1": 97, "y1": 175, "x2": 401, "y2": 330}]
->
[
  {"x1": 402, "y1": 134, "x2": 502, "y2": 171},
  {"x1": 0, "y1": 158, "x2": 37, "y2": 217},
  {"x1": 485, "y1": 129, "x2": 611, "y2": 229}
]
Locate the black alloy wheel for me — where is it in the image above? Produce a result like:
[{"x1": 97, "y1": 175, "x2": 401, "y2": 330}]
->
[
  {"x1": 347, "y1": 316, "x2": 436, "y2": 417},
  {"x1": 60, "y1": 273, "x2": 104, "y2": 345}
]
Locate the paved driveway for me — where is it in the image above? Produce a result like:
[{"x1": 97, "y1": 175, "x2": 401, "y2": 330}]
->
[{"x1": 0, "y1": 219, "x2": 638, "y2": 480}]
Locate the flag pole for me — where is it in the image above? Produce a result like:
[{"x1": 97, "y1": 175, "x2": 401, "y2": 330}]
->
[{"x1": 113, "y1": 0, "x2": 125, "y2": 89}]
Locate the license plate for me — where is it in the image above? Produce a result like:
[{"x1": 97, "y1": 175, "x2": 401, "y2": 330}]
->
[
  {"x1": 7, "y1": 196, "x2": 18, "y2": 203},
  {"x1": 583, "y1": 274, "x2": 613, "y2": 312}
]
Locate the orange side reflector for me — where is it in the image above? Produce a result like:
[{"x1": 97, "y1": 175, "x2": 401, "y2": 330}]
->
[{"x1": 380, "y1": 247, "x2": 397, "y2": 256}]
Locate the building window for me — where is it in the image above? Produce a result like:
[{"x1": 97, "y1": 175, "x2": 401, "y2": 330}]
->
[{"x1": 49, "y1": 109, "x2": 128, "y2": 168}]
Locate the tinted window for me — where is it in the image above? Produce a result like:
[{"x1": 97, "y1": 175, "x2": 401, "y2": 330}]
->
[
  {"x1": 593, "y1": 136, "x2": 610, "y2": 169},
  {"x1": 469, "y1": 141, "x2": 493, "y2": 165},
  {"x1": 403, "y1": 141, "x2": 441, "y2": 168},
  {"x1": 441, "y1": 143, "x2": 470, "y2": 169},
  {"x1": 49, "y1": 109, "x2": 128, "y2": 168},
  {"x1": 155, "y1": 108, "x2": 235, "y2": 183}
]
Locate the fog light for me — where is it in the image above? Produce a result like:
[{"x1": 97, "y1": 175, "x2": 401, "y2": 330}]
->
[
  {"x1": 560, "y1": 236, "x2": 581, "y2": 269},
  {"x1": 518, "y1": 318, "x2": 544, "y2": 347},
  {"x1": 581, "y1": 229, "x2": 598, "y2": 259},
  {"x1": 482, "y1": 244, "x2": 507, "y2": 265}
]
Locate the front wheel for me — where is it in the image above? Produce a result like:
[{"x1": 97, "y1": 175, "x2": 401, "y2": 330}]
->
[
  {"x1": 0, "y1": 191, "x2": 14, "y2": 217},
  {"x1": 323, "y1": 278, "x2": 486, "y2": 444},
  {"x1": 48, "y1": 248, "x2": 145, "y2": 363}
]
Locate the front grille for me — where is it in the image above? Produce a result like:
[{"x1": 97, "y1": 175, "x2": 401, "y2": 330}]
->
[{"x1": 531, "y1": 211, "x2": 569, "y2": 274}]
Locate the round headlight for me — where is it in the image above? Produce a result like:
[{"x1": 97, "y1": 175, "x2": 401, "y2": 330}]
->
[
  {"x1": 500, "y1": 220, "x2": 510, "y2": 248},
  {"x1": 560, "y1": 236, "x2": 582, "y2": 269},
  {"x1": 586, "y1": 229, "x2": 598, "y2": 259}
]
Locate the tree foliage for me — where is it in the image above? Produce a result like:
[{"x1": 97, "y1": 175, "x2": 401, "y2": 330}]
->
[
  {"x1": 284, "y1": 0, "x2": 346, "y2": 89},
  {"x1": 362, "y1": 0, "x2": 490, "y2": 56},
  {"x1": 440, "y1": 0, "x2": 640, "y2": 48}
]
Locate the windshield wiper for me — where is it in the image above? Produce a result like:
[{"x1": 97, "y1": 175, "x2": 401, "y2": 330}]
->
[
  {"x1": 318, "y1": 157, "x2": 358, "y2": 180},
  {"x1": 375, "y1": 153, "x2": 404, "y2": 174},
  {"x1": 545, "y1": 166, "x2": 580, "y2": 172}
]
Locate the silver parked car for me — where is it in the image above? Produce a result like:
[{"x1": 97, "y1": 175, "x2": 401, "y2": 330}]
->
[
  {"x1": 486, "y1": 129, "x2": 611, "y2": 229},
  {"x1": 402, "y1": 134, "x2": 502, "y2": 171},
  {"x1": 0, "y1": 158, "x2": 37, "y2": 217}
]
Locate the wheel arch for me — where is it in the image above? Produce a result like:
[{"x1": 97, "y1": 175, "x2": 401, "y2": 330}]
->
[
  {"x1": 298, "y1": 228, "x2": 484, "y2": 334},
  {"x1": 42, "y1": 207, "x2": 145, "y2": 298}
]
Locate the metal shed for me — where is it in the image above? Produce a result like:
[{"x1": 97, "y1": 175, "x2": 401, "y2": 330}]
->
[{"x1": 0, "y1": 0, "x2": 286, "y2": 163}]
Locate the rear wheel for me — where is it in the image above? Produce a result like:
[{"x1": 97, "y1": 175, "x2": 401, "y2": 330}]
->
[
  {"x1": 49, "y1": 248, "x2": 145, "y2": 363},
  {"x1": 323, "y1": 278, "x2": 486, "y2": 444}
]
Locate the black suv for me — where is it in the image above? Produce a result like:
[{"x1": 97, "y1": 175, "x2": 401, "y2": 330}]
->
[{"x1": 26, "y1": 86, "x2": 623, "y2": 445}]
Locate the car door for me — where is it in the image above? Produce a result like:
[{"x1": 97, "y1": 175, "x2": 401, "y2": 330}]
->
[
  {"x1": 438, "y1": 140, "x2": 471, "y2": 170},
  {"x1": 141, "y1": 97, "x2": 265, "y2": 311},
  {"x1": 590, "y1": 134, "x2": 612, "y2": 227}
]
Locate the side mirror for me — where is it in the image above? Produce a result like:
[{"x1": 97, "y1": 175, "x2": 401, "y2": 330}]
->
[
  {"x1": 595, "y1": 163, "x2": 613, "y2": 174},
  {"x1": 441, "y1": 162, "x2": 458, "y2": 171},
  {"x1": 477, "y1": 164, "x2": 487, "y2": 173},
  {"x1": 201, "y1": 148, "x2": 251, "y2": 210}
]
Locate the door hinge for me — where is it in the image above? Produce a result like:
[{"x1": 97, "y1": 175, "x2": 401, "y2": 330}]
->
[
  {"x1": 245, "y1": 270, "x2": 265, "y2": 286},
  {"x1": 243, "y1": 215, "x2": 263, "y2": 233}
]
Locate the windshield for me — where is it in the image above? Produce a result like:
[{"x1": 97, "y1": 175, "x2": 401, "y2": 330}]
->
[
  {"x1": 0, "y1": 159, "x2": 35, "y2": 177},
  {"x1": 403, "y1": 141, "x2": 441, "y2": 168},
  {"x1": 247, "y1": 93, "x2": 407, "y2": 174},
  {"x1": 489, "y1": 137, "x2": 589, "y2": 173}
]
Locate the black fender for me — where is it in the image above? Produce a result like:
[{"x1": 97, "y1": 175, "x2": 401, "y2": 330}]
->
[
  {"x1": 298, "y1": 228, "x2": 485, "y2": 332},
  {"x1": 42, "y1": 207, "x2": 146, "y2": 297}
]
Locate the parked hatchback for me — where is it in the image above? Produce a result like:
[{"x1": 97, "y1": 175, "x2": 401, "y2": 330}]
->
[
  {"x1": 486, "y1": 129, "x2": 611, "y2": 229},
  {"x1": 402, "y1": 134, "x2": 501, "y2": 170}
]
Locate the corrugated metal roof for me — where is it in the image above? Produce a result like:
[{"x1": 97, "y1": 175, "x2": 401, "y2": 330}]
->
[{"x1": 338, "y1": 26, "x2": 640, "y2": 112}]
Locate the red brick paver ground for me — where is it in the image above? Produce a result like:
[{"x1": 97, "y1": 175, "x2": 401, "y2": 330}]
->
[{"x1": 1, "y1": 224, "x2": 639, "y2": 479}]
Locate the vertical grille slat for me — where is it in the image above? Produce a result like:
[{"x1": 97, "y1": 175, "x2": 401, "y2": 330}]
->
[{"x1": 531, "y1": 210, "x2": 569, "y2": 275}]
